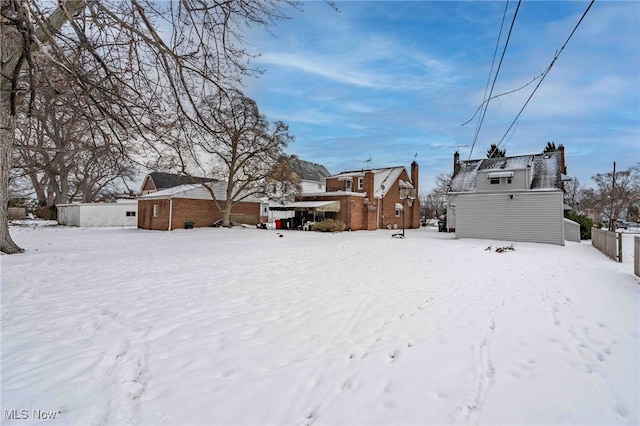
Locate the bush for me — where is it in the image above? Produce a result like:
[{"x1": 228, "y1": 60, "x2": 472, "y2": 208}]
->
[
  {"x1": 312, "y1": 219, "x2": 345, "y2": 232},
  {"x1": 565, "y1": 212, "x2": 593, "y2": 240}
]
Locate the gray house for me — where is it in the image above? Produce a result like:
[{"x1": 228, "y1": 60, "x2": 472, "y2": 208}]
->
[{"x1": 446, "y1": 146, "x2": 576, "y2": 245}]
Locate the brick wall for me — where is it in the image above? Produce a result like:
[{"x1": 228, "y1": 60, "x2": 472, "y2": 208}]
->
[{"x1": 138, "y1": 198, "x2": 260, "y2": 230}]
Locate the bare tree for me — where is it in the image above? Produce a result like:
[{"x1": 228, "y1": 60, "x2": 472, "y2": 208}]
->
[
  {"x1": 13, "y1": 57, "x2": 137, "y2": 205},
  {"x1": 264, "y1": 156, "x2": 302, "y2": 204},
  {"x1": 592, "y1": 165, "x2": 640, "y2": 231},
  {"x1": 1, "y1": 0, "x2": 297, "y2": 253},
  {"x1": 563, "y1": 177, "x2": 584, "y2": 212},
  {"x1": 191, "y1": 89, "x2": 293, "y2": 227},
  {"x1": 419, "y1": 191, "x2": 439, "y2": 221},
  {"x1": 419, "y1": 173, "x2": 452, "y2": 221}
]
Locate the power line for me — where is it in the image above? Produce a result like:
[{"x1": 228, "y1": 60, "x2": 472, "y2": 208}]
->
[
  {"x1": 493, "y1": 0, "x2": 595, "y2": 152},
  {"x1": 469, "y1": 0, "x2": 522, "y2": 160}
]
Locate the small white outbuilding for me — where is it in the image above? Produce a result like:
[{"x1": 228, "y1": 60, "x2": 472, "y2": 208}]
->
[{"x1": 57, "y1": 202, "x2": 138, "y2": 227}]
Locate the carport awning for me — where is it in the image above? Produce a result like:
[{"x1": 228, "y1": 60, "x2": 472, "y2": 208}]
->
[{"x1": 269, "y1": 200, "x2": 340, "y2": 212}]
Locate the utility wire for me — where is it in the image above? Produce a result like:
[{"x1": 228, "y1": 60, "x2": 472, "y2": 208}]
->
[
  {"x1": 471, "y1": 1, "x2": 510, "y2": 145},
  {"x1": 493, "y1": 0, "x2": 595, "y2": 152},
  {"x1": 461, "y1": 71, "x2": 545, "y2": 127},
  {"x1": 469, "y1": 0, "x2": 521, "y2": 160}
]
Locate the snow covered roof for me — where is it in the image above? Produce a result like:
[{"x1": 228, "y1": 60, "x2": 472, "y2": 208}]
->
[
  {"x1": 373, "y1": 167, "x2": 407, "y2": 198},
  {"x1": 143, "y1": 172, "x2": 217, "y2": 191},
  {"x1": 139, "y1": 182, "x2": 263, "y2": 203},
  {"x1": 284, "y1": 155, "x2": 331, "y2": 183},
  {"x1": 450, "y1": 151, "x2": 562, "y2": 192}
]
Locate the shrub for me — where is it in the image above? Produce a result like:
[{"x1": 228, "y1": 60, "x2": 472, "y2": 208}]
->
[
  {"x1": 565, "y1": 212, "x2": 593, "y2": 240},
  {"x1": 312, "y1": 219, "x2": 345, "y2": 232}
]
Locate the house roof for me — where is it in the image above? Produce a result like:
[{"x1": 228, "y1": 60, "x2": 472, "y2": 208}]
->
[
  {"x1": 139, "y1": 182, "x2": 263, "y2": 203},
  {"x1": 284, "y1": 155, "x2": 331, "y2": 182},
  {"x1": 143, "y1": 172, "x2": 217, "y2": 191},
  {"x1": 330, "y1": 166, "x2": 409, "y2": 198},
  {"x1": 450, "y1": 151, "x2": 562, "y2": 192}
]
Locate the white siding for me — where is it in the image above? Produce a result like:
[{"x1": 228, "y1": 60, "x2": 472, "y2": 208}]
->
[
  {"x1": 476, "y1": 168, "x2": 530, "y2": 191},
  {"x1": 564, "y1": 218, "x2": 581, "y2": 242},
  {"x1": 57, "y1": 204, "x2": 81, "y2": 226},
  {"x1": 300, "y1": 180, "x2": 325, "y2": 193},
  {"x1": 57, "y1": 203, "x2": 137, "y2": 227},
  {"x1": 451, "y1": 191, "x2": 564, "y2": 245}
]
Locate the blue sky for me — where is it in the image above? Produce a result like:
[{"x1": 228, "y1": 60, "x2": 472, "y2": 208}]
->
[{"x1": 243, "y1": 1, "x2": 639, "y2": 193}]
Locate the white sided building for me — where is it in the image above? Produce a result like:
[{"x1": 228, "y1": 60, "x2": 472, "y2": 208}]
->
[
  {"x1": 446, "y1": 147, "x2": 577, "y2": 246},
  {"x1": 57, "y1": 201, "x2": 138, "y2": 227}
]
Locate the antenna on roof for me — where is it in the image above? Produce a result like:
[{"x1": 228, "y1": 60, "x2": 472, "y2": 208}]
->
[
  {"x1": 448, "y1": 144, "x2": 469, "y2": 151},
  {"x1": 365, "y1": 156, "x2": 372, "y2": 169}
]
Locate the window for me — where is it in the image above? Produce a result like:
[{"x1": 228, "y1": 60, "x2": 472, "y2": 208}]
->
[
  {"x1": 345, "y1": 180, "x2": 352, "y2": 192},
  {"x1": 358, "y1": 177, "x2": 364, "y2": 190},
  {"x1": 395, "y1": 208, "x2": 401, "y2": 217},
  {"x1": 126, "y1": 211, "x2": 136, "y2": 217},
  {"x1": 507, "y1": 177, "x2": 512, "y2": 184},
  {"x1": 153, "y1": 204, "x2": 158, "y2": 217},
  {"x1": 490, "y1": 178, "x2": 500, "y2": 185}
]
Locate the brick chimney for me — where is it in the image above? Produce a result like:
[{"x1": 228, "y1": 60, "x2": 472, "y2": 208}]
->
[
  {"x1": 453, "y1": 151, "x2": 460, "y2": 174},
  {"x1": 557, "y1": 144, "x2": 566, "y2": 174},
  {"x1": 411, "y1": 161, "x2": 419, "y2": 196}
]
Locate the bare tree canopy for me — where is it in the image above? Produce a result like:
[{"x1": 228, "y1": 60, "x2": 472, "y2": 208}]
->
[
  {"x1": 1, "y1": 0, "x2": 298, "y2": 253},
  {"x1": 589, "y1": 165, "x2": 639, "y2": 231},
  {"x1": 13, "y1": 56, "x2": 137, "y2": 205},
  {"x1": 191, "y1": 89, "x2": 294, "y2": 227}
]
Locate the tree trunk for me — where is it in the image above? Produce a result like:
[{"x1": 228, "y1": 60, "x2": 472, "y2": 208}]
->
[
  {"x1": 0, "y1": 97, "x2": 24, "y2": 254},
  {"x1": 222, "y1": 207, "x2": 232, "y2": 228},
  {"x1": 0, "y1": 0, "x2": 87, "y2": 254},
  {"x1": 1, "y1": 22, "x2": 24, "y2": 253}
]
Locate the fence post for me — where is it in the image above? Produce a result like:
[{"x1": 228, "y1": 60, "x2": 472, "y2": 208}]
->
[
  {"x1": 635, "y1": 236, "x2": 639, "y2": 276},
  {"x1": 616, "y1": 232, "x2": 622, "y2": 263}
]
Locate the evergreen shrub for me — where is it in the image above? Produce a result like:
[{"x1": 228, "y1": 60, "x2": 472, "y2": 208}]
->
[{"x1": 565, "y1": 212, "x2": 593, "y2": 240}]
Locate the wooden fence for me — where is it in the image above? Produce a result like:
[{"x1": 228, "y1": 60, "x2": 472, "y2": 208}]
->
[
  {"x1": 591, "y1": 227, "x2": 622, "y2": 263},
  {"x1": 635, "y1": 236, "x2": 640, "y2": 277}
]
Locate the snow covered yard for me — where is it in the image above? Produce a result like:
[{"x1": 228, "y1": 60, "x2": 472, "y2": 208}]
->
[{"x1": 2, "y1": 224, "x2": 639, "y2": 426}]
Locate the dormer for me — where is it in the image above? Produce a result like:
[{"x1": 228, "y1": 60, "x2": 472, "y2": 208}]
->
[{"x1": 476, "y1": 168, "x2": 531, "y2": 191}]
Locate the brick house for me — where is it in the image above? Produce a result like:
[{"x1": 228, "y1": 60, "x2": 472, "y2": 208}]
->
[
  {"x1": 137, "y1": 183, "x2": 263, "y2": 231},
  {"x1": 289, "y1": 162, "x2": 420, "y2": 231}
]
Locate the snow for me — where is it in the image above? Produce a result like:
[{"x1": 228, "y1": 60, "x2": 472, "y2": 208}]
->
[{"x1": 2, "y1": 223, "x2": 639, "y2": 425}]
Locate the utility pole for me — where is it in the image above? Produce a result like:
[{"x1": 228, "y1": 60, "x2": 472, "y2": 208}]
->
[{"x1": 609, "y1": 161, "x2": 616, "y2": 232}]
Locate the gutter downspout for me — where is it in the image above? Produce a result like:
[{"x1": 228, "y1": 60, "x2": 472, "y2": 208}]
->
[{"x1": 168, "y1": 196, "x2": 173, "y2": 231}]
